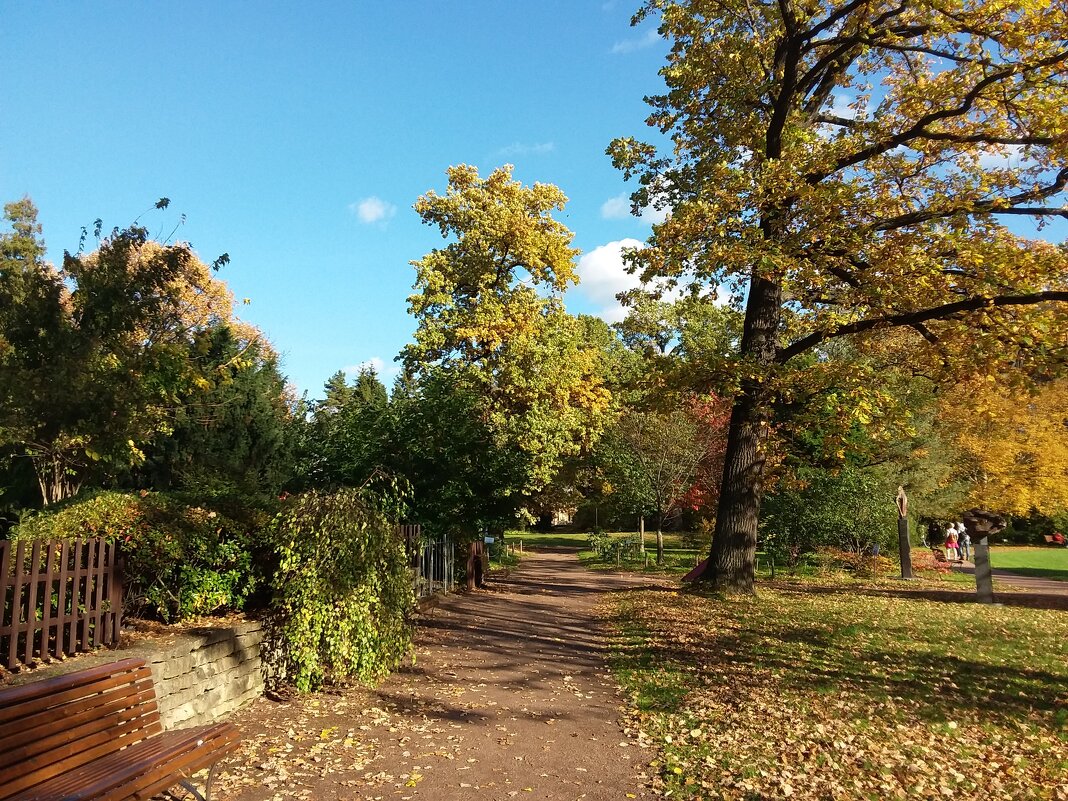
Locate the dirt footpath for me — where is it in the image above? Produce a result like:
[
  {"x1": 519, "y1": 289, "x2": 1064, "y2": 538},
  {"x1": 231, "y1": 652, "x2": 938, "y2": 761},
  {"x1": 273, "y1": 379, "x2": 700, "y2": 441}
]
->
[{"x1": 217, "y1": 550, "x2": 657, "y2": 801}]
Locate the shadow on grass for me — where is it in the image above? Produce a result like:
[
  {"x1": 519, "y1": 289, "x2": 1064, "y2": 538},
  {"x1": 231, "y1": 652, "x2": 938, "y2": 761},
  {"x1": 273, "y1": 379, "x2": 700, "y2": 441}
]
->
[
  {"x1": 608, "y1": 590, "x2": 1067, "y2": 726},
  {"x1": 760, "y1": 579, "x2": 1068, "y2": 611}
]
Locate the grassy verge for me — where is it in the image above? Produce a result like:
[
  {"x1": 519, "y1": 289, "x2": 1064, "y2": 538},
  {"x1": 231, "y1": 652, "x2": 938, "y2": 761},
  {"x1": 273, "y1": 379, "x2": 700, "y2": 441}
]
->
[
  {"x1": 504, "y1": 530, "x2": 590, "y2": 549},
  {"x1": 579, "y1": 548, "x2": 704, "y2": 576},
  {"x1": 512, "y1": 530, "x2": 981, "y2": 588},
  {"x1": 506, "y1": 529, "x2": 699, "y2": 550},
  {"x1": 507, "y1": 529, "x2": 707, "y2": 574},
  {"x1": 607, "y1": 585, "x2": 1068, "y2": 800},
  {"x1": 990, "y1": 546, "x2": 1068, "y2": 582}
]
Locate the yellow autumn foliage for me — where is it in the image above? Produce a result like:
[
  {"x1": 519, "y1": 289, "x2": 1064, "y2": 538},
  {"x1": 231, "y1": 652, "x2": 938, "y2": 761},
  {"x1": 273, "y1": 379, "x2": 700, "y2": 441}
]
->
[{"x1": 941, "y1": 378, "x2": 1068, "y2": 515}]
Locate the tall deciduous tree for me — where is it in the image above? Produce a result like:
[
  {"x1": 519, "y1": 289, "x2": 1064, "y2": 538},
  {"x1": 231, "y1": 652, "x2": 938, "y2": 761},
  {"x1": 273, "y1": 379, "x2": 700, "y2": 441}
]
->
[
  {"x1": 940, "y1": 377, "x2": 1068, "y2": 515},
  {"x1": 600, "y1": 396, "x2": 728, "y2": 563},
  {"x1": 610, "y1": 0, "x2": 1068, "y2": 592},
  {"x1": 404, "y1": 165, "x2": 614, "y2": 499}
]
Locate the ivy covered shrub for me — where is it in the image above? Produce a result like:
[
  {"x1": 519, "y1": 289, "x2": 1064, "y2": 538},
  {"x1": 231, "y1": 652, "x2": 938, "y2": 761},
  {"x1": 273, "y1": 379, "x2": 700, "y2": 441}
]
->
[
  {"x1": 13, "y1": 490, "x2": 267, "y2": 621},
  {"x1": 269, "y1": 489, "x2": 414, "y2": 692}
]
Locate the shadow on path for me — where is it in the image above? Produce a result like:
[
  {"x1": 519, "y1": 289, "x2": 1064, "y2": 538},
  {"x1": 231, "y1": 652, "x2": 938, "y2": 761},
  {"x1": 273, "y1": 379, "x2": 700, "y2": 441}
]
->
[{"x1": 223, "y1": 550, "x2": 664, "y2": 801}]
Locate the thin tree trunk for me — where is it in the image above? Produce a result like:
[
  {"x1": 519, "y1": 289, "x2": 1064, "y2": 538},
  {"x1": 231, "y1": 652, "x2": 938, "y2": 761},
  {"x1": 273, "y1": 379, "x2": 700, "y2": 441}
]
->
[
  {"x1": 656, "y1": 510, "x2": 665, "y2": 565},
  {"x1": 465, "y1": 541, "x2": 478, "y2": 591},
  {"x1": 700, "y1": 273, "x2": 782, "y2": 593},
  {"x1": 32, "y1": 451, "x2": 82, "y2": 506},
  {"x1": 639, "y1": 516, "x2": 645, "y2": 554}
]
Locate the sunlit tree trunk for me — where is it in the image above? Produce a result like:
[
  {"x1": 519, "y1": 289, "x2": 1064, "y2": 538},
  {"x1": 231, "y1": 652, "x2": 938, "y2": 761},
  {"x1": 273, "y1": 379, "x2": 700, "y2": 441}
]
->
[
  {"x1": 700, "y1": 274, "x2": 782, "y2": 593},
  {"x1": 31, "y1": 450, "x2": 83, "y2": 506}
]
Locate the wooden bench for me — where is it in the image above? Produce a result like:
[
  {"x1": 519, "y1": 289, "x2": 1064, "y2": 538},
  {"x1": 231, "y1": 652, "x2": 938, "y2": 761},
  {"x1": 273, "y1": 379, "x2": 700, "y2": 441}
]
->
[{"x1": 0, "y1": 657, "x2": 240, "y2": 801}]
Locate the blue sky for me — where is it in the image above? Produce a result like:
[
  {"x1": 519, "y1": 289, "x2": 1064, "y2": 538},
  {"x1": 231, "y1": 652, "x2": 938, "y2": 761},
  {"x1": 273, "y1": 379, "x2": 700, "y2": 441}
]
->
[
  {"x1": 4, "y1": 4, "x2": 1065, "y2": 396},
  {"x1": 0, "y1": 2, "x2": 669, "y2": 395}
]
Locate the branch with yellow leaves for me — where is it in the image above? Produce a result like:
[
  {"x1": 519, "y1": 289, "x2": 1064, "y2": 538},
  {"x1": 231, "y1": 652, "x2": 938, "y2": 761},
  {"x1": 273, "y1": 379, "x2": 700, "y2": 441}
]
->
[
  {"x1": 778, "y1": 290, "x2": 1068, "y2": 363},
  {"x1": 806, "y1": 48, "x2": 1068, "y2": 183}
]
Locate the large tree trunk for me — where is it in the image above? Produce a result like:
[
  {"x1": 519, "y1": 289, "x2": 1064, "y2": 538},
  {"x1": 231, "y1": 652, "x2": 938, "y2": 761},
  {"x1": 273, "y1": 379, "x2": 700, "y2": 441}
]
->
[{"x1": 700, "y1": 274, "x2": 782, "y2": 593}]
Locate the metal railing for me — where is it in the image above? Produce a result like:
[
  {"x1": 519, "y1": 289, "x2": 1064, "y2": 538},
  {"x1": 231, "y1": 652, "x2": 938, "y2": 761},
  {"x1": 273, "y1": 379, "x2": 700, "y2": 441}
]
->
[{"x1": 413, "y1": 534, "x2": 454, "y2": 599}]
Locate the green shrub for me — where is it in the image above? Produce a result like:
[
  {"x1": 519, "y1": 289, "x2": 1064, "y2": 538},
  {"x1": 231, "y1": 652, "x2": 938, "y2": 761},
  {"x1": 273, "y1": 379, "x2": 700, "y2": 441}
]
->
[
  {"x1": 587, "y1": 527, "x2": 612, "y2": 557},
  {"x1": 761, "y1": 466, "x2": 899, "y2": 562},
  {"x1": 13, "y1": 490, "x2": 264, "y2": 621},
  {"x1": 269, "y1": 489, "x2": 414, "y2": 692}
]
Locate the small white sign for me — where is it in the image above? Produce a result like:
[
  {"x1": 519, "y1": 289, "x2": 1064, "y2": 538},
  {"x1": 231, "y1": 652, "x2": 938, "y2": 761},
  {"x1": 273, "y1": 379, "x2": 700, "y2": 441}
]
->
[{"x1": 484, "y1": 536, "x2": 495, "y2": 544}]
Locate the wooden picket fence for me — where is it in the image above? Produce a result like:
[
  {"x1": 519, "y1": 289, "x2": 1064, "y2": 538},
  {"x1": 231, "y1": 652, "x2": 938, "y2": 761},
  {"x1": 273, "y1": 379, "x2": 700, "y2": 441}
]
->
[{"x1": 0, "y1": 538, "x2": 122, "y2": 671}]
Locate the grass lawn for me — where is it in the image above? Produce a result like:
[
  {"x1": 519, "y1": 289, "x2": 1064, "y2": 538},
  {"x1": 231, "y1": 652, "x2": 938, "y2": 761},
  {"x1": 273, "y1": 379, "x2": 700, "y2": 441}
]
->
[
  {"x1": 507, "y1": 529, "x2": 707, "y2": 575},
  {"x1": 580, "y1": 547, "x2": 704, "y2": 576},
  {"x1": 504, "y1": 530, "x2": 590, "y2": 549},
  {"x1": 510, "y1": 530, "x2": 988, "y2": 586},
  {"x1": 990, "y1": 546, "x2": 1068, "y2": 582},
  {"x1": 608, "y1": 586, "x2": 1068, "y2": 800},
  {"x1": 506, "y1": 529, "x2": 696, "y2": 551}
]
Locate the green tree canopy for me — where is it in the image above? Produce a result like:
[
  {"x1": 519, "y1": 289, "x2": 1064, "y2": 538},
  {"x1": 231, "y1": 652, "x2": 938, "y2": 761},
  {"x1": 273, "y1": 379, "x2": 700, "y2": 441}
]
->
[
  {"x1": 404, "y1": 165, "x2": 615, "y2": 498},
  {"x1": 0, "y1": 199, "x2": 259, "y2": 505}
]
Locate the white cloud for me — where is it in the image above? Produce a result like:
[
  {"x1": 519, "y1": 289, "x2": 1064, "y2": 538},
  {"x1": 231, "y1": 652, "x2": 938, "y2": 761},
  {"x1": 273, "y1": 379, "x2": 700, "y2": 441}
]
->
[
  {"x1": 349, "y1": 196, "x2": 396, "y2": 224},
  {"x1": 611, "y1": 28, "x2": 660, "y2": 54},
  {"x1": 600, "y1": 193, "x2": 670, "y2": 225},
  {"x1": 345, "y1": 356, "x2": 400, "y2": 379},
  {"x1": 600, "y1": 195, "x2": 630, "y2": 219},
  {"x1": 344, "y1": 357, "x2": 385, "y2": 375},
  {"x1": 978, "y1": 144, "x2": 1025, "y2": 170},
  {"x1": 576, "y1": 238, "x2": 645, "y2": 322},
  {"x1": 828, "y1": 93, "x2": 859, "y2": 120},
  {"x1": 496, "y1": 141, "x2": 556, "y2": 158}
]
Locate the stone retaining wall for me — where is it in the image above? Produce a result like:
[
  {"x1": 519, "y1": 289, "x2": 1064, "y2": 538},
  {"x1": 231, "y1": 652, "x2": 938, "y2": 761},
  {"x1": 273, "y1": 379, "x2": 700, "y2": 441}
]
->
[{"x1": 145, "y1": 619, "x2": 265, "y2": 729}]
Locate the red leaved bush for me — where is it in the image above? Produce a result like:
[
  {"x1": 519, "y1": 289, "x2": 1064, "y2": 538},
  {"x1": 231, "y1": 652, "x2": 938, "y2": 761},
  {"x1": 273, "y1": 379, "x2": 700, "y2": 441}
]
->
[{"x1": 679, "y1": 393, "x2": 731, "y2": 512}]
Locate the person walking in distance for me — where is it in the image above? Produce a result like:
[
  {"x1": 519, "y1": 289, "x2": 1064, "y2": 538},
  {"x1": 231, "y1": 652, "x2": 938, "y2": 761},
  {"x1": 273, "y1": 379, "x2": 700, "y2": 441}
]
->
[
  {"x1": 959, "y1": 527, "x2": 972, "y2": 562},
  {"x1": 945, "y1": 527, "x2": 960, "y2": 562}
]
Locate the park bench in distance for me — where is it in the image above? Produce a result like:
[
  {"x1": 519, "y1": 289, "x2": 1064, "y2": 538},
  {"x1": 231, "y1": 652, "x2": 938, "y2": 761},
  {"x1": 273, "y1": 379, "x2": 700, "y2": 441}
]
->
[{"x1": 0, "y1": 657, "x2": 240, "y2": 801}]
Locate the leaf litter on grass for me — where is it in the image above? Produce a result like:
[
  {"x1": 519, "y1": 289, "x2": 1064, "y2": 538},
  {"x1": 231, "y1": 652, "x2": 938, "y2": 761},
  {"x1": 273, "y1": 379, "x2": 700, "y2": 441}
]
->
[{"x1": 606, "y1": 587, "x2": 1068, "y2": 800}]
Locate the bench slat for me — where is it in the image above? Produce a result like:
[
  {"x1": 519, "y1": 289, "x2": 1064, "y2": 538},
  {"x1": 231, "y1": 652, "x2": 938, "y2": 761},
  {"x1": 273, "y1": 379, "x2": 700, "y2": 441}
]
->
[
  {"x1": 0, "y1": 684, "x2": 156, "y2": 755},
  {"x1": 0, "y1": 662, "x2": 154, "y2": 725},
  {"x1": 0, "y1": 711, "x2": 159, "y2": 797},
  {"x1": 8, "y1": 725, "x2": 240, "y2": 801},
  {"x1": 1, "y1": 700, "x2": 155, "y2": 771},
  {"x1": 0, "y1": 657, "x2": 146, "y2": 712},
  {"x1": 0, "y1": 657, "x2": 241, "y2": 801},
  {"x1": 99, "y1": 726, "x2": 241, "y2": 801},
  {"x1": 21, "y1": 730, "x2": 195, "y2": 799}
]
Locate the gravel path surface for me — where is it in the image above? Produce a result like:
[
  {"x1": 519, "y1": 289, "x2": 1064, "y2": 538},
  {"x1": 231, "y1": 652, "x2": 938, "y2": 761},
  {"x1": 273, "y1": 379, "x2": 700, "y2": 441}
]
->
[
  {"x1": 979, "y1": 566, "x2": 1068, "y2": 595},
  {"x1": 216, "y1": 549, "x2": 657, "y2": 801}
]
